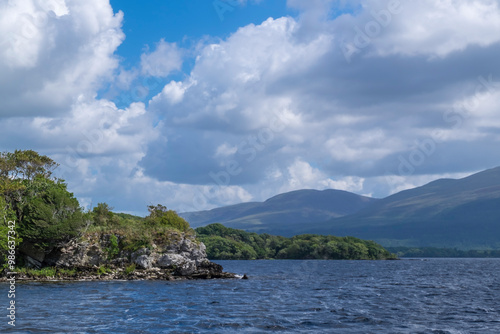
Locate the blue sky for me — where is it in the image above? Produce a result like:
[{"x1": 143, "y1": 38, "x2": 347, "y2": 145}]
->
[
  {"x1": 96, "y1": 0, "x2": 293, "y2": 109},
  {"x1": 1, "y1": 0, "x2": 500, "y2": 216},
  {"x1": 110, "y1": 0, "x2": 291, "y2": 61},
  {"x1": 105, "y1": 0, "x2": 293, "y2": 107},
  {"x1": 109, "y1": 0, "x2": 292, "y2": 69}
]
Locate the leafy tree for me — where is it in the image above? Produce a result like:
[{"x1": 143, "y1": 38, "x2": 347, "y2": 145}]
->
[
  {"x1": 0, "y1": 150, "x2": 84, "y2": 249},
  {"x1": 92, "y1": 202, "x2": 118, "y2": 227},
  {"x1": 106, "y1": 235, "x2": 120, "y2": 259},
  {"x1": 146, "y1": 204, "x2": 191, "y2": 232},
  {"x1": 0, "y1": 150, "x2": 58, "y2": 181},
  {"x1": 200, "y1": 234, "x2": 258, "y2": 259},
  {"x1": 19, "y1": 177, "x2": 84, "y2": 247}
]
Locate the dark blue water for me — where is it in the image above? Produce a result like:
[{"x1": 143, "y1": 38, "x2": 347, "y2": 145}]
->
[{"x1": 1, "y1": 259, "x2": 500, "y2": 333}]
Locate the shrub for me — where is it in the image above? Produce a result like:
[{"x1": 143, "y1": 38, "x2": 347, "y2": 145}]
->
[
  {"x1": 146, "y1": 204, "x2": 191, "y2": 232},
  {"x1": 106, "y1": 234, "x2": 120, "y2": 259},
  {"x1": 125, "y1": 263, "x2": 136, "y2": 275},
  {"x1": 97, "y1": 265, "x2": 110, "y2": 275}
]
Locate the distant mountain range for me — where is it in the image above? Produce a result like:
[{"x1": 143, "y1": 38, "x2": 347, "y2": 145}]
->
[
  {"x1": 181, "y1": 166, "x2": 500, "y2": 249},
  {"x1": 181, "y1": 189, "x2": 377, "y2": 236}
]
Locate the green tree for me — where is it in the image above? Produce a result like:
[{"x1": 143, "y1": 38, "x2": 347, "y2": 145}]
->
[
  {"x1": 0, "y1": 150, "x2": 58, "y2": 181},
  {"x1": 196, "y1": 223, "x2": 397, "y2": 260},
  {"x1": 19, "y1": 177, "x2": 84, "y2": 247},
  {"x1": 92, "y1": 202, "x2": 116, "y2": 227},
  {"x1": 106, "y1": 235, "x2": 120, "y2": 259},
  {"x1": 0, "y1": 150, "x2": 84, "y2": 249},
  {"x1": 146, "y1": 204, "x2": 191, "y2": 232}
]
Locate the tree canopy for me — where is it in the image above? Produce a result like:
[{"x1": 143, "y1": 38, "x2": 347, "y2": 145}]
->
[
  {"x1": 196, "y1": 223, "x2": 397, "y2": 260},
  {"x1": 0, "y1": 150, "x2": 83, "y2": 248},
  {"x1": 146, "y1": 204, "x2": 191, "y2": 232}
]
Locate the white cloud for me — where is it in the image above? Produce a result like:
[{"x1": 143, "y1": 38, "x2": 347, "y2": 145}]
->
[
  {"x1": 385, "y1": 0, "x2": 500, "y2": 58},
  {"x1": 155, "y1": 80, "x2": 190, "y2": 105},
  {"x1": 145, "y1": 16, "x2": 333, "y2": 190},
  {"x1": 115, "y1": 68, "x2": 140, "y2": 90},
  {"x1": 381, "y1": 171, "x2": 474, "y2": 195},
  {"x1": 280, "y1": 159, "x2": 365, "y2": 193},
  {"x1": 336, "y1": 0, "x2": 500, "y2": 59},
  {"x1": 140, "y1": 39, "x2": 183, "y2": 77},
  {"x1": 0, "y1": 97, "x2": 158, "y2": 184},
  {"x1": 325, "y1": 129, "x2": 397, "y2": 162},
  {"x1": 0, "y1": 0, "x2": 124, "y2": 117},
  {"x1": 2, "y1": 0, "x2": 500, "y2": 214},
  {"x1": 215, "y1": 143, "x2": 239, "y2": 158},
  {"x1": 140, "y1": 0, "x2": 500, "y2": 211},
  {"x1": 0, "y1": 0, "x2": 156, "y2": 211}
]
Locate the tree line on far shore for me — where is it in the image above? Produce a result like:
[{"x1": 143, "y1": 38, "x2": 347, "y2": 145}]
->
[{"x1": 195, "y1": 223, "x2": 397, "y2": 260}]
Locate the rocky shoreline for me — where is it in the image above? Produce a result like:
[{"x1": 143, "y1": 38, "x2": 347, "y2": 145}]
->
[
  {"x1": 2, "y1": 231, "x2": 237, "y2": 282},
  {"x1": 0, "y1": 263, "x2": 235, "y2": 282}
]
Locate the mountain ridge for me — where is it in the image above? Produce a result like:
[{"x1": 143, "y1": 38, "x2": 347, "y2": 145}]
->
[
  {"x1": 181, "y1": 189, "x2": 378, "y2": 234},
  {"x1": 182, "y1": 167, "x2": 500, "y2": 249}
]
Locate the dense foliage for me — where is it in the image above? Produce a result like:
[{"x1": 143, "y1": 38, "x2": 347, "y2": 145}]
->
[
  {"x1": 146, "y1": 204, "x2": 191, "y2": 232},
  {"x1": 20, "y1": 177, "x2": 84, "y2": 246},
  {"x1": 87, "y1": 203, "x2": 194, "y2": 252},
  {"x1": 387, "y1": 247, "x2": 500, "y2": 258},
  {"x1": 0, "y1": 150, "x2": 84, "y2": 249},
  {"x1": 196, "y1": 223, "x2": 397, "y2": 260}
]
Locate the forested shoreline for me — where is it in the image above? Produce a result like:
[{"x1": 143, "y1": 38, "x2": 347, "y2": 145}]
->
[
  {"x1": 196, "y1": 223, "x2": 397, "y2": 260},
  {"x1": 387, "y1": 247, "x2": 500, "y2": 258}
]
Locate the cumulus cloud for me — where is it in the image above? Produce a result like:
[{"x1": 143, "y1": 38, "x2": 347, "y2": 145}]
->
[
  {"x1": 2, "y1": 0, "x2": 500, "y2": 213},
  {"x1": 372, "y1": 0, "x2": 500, "y2": 58},
  {"x1": 140, "y1": 39, "x2": 183, "y2": 77},
  {"x1": 154, "y1": 80, "x2": 191, "y2": 105},
  {"x1": 0, "y1": 97, "x2": 158, "y2": 203},
  {"x1": 333, "y1": 0, "x2": 500, "y2": 61},
  {"x1": 145, "y1": 16, "x2": 332, "y2": 186},
  {"x1": 0, "y1": 0, "x2": 124, "y2": 117},
  {"x1": 280, "y1": 159, "x2": 365, "y2": 194},
  {"x1": 139, "y1": 0, "x2": 500, "y2": 209}
]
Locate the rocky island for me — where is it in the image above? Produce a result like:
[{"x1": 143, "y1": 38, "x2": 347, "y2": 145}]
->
[
  {"x1": 2, "y1": 231, "x2": 235, "y2": 282},
  {"x1": 0, "y1": 150, "x2": 234, "y2": 281}
]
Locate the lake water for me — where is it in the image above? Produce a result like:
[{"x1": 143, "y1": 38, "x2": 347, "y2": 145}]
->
[{"x1": 1, "y1": 259, "x2": 500, "y2": 333}]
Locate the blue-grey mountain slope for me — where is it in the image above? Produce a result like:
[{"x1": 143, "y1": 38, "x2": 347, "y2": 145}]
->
[
  {"x1": 182, "y1": 166, "x2": 500, "y2": 249},
  {"x1": 308, "y1": 166, "x2": 500, "y2": 249},
  {"x1": 180, "y1": 189, "x2": 378, "y2": 235}
]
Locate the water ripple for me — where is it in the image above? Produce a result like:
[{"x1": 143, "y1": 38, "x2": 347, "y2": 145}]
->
[{"x1": 1, "y1": 259, "x2": 500, "y2": 333}]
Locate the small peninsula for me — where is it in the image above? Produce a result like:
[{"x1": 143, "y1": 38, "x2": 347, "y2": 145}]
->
[{"x1": 0, "y1": 150, "x2": 233, "y2": 281}]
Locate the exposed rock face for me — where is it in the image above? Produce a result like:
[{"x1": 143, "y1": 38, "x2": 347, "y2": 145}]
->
[
  {"x1": 18, "y1": 242, "x2": 45, "y2": 268},
  {"x1": 157, "y1": 253, "x2": 186, "y2": 268},
  {"x1": 17, "y1": 231, "x2": 234, "y2": 280},
  {"x1": 135, "y1": 255, "x2": 153, "y2": 270}
]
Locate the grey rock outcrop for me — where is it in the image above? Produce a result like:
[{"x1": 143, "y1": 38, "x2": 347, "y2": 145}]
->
[
  {"x1": 135, "y1": 255, "x2": 153, "y2": 270},
  {"x1": 17, "y1": 231, "x2": 232, "y2": 279},
  {"x1": 157, "y1": 253, "x2": 186, "y2": 268}
]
